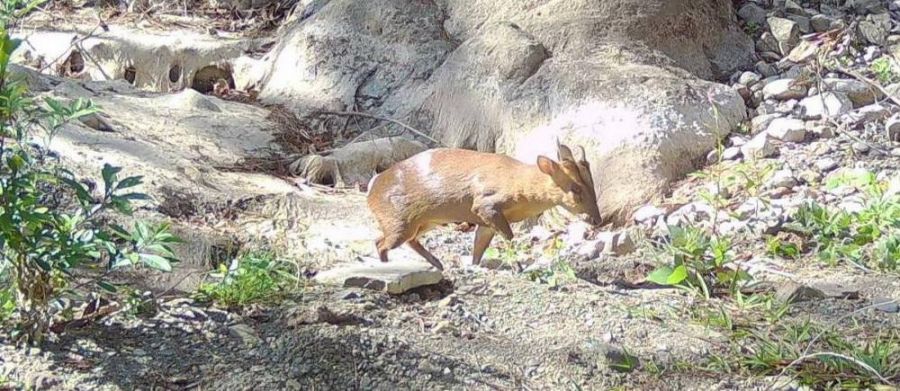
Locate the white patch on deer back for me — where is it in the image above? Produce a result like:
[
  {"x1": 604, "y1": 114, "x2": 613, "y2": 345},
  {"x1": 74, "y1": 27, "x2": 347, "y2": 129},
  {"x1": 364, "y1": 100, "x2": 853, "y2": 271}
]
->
[{"x1": 415, "y1": 149, "x2": 443, "y2": 192}]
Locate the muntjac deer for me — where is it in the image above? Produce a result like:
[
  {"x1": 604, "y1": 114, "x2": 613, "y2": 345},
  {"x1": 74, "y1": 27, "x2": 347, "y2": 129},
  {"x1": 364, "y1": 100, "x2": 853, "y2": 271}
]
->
[{"x1": 366, "y1": 142, "x2": 602, "y2": 270}]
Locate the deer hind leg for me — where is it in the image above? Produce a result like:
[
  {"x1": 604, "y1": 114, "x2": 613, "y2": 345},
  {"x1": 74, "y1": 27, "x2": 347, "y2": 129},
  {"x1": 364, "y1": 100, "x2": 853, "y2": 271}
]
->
[
  {"x1": 374, "y1": 220, "x2": 414, "y2": 263},
  {"x1": 406, "y1": 239, "x2": 444, "y2": 271}
]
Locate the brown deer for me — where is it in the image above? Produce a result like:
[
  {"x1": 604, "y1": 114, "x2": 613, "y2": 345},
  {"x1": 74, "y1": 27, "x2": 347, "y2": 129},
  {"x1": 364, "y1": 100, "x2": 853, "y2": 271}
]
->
[{"x1": 366, "y1": 142, "x2": 602, "y2": 270}]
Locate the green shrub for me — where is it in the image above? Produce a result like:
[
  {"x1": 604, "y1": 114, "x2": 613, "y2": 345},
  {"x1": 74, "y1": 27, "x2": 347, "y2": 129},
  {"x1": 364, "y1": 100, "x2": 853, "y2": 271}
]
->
[
  {"x1": 195, "y1": 252, "x2": 296, "y2": 308},
  {"x1": 0, "y1": 24, "x2": 178, "y2": 343},
  {"x1": 646, "y1": 225, "x2": 751, "y2": 299}
]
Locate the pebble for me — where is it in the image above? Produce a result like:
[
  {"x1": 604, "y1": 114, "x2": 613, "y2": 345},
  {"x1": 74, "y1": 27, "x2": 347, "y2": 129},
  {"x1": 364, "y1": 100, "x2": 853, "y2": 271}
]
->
[
  {"x1": 814, "y1": 158, "x2": 838, "y2": 171},
  {"x1": 851, "y1": 142, "x2": 871, "y2": 153}
]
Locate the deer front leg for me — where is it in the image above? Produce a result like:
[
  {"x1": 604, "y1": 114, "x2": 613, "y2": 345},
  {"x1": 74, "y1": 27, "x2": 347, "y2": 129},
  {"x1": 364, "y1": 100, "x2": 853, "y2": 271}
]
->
[
  {"x1": 471, "y1": 225, "x2": 496, "y2": 266},
  {"x1": 471, "y1": 199, "x2": 514, "y2": 241}
]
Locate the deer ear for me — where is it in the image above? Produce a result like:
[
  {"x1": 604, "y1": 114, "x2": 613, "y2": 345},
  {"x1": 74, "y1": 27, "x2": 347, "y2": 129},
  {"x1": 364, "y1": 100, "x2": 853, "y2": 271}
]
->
[{"x1": 537, "y1": 155, "x2": 559, "y2": 176}]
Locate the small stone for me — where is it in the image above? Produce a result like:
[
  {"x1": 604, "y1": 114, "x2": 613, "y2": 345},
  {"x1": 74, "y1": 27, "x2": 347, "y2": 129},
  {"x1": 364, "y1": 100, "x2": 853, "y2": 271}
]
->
[
  {"x1": 738, "y1": 71, "x2": 763, "y2": 87},
  {"x1": 766, "y1": 118, "x2": 807, "y2": 142},
  {"x1": 633, "y1": 205, "x2": 665, "y2": 224},
  {"x1": 751, "y1": 113, "x2": 782, "y2": 133},
  {"x1": 810, "y1": 14, "x2": 835, "y2": 32},
  {"x1": 722, "y1": 146, "x2": 742, "y2": 160},
  {"x1": 872, "y1": 297, "x2": 899, "y2": 313},
  {"x1": 808, "y1": 124, "x2": 836, "y2": 139},
  {"x1": 822, "y1": 78, "x2": 883, "y2": 107},
  {"x1": 767, "y1": 168, "x2": 797, "y2": 188},
  {"x1": 812, "y1": 283, "x2": 860, "y2": 299},
  {"x1": 814, "y1": 158, "x2": 838, "y2": 171},
  {"x1": 841, "y1": 103, "x2": 889, "y2": 125},
  {"x1": 756, "y1": 61, "x2": 778, "y2": 77},
  {"x1": 579, "y1": 230, "x2": 636, "y2": 257},
  {"x1": 784, "y1": 0, "x2": 805, "y2": 14},
  {"x1": 892, "y1": 147, "x2": 900, "y2": 157},
  {"x1": 858, "y1": 13, "x2": 890, "y2": 46},
  {"x1": 313, "y1": 258, "x2": 443, "y2": 294},
  {"x1": 228, "y1": 323, "x2": 262, "y2": 346},
  {"x1": 768, "y1": 17, "x2": 800, "y2": 54},
  {"x1": 776, "y1": 282, "x2": 826, "y2": 304},
  {"x1": 738, "y1": 3, "x2": 768, "y2": 26},
  {"x1": 851, "y1": 142, "x2": 871, "y2": 153},
  {"x1": 741, "y1": 132, "x2": 777, "y2": 159},
  {"x1": 847, "y1": 0, "x2": 886, "y2": 14},
  {"x1": 886, "y1": 114, "x2": 900, "y2": 142},
  {"x1": 785, "y1": 14, "x2": 810, "y2": 33},
  {"x1": 763, "y1": 79, "x2": 808, "y2": 100},
  {"x1": 798, "y1": 92, "x2": 853, "y2": 119}
]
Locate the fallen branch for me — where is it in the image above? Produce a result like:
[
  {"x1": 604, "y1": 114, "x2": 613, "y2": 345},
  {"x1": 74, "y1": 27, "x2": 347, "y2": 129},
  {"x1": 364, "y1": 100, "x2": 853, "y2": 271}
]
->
[{"x1": 314, "y1": 110, "x2": 442, "y2": 146}]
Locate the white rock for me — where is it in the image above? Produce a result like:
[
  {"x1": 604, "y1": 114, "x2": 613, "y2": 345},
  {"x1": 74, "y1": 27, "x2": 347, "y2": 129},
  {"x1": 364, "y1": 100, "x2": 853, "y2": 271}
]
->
[
  {"x1": 765, "y1": 118, "x2": 807, "y2": 142},
  {"x1": 751, "y1": 113, "x2": 782, "y2": 133},
  {"x1": 767, "y1": 168, "x2": 797, "y2": 188},
  {"x1": 741, "y1": 131, "x2": 777, "y2": 160},
  {"x1": 814, "y1": 158, "x2": 838, "y2": 171},
  {"x1": 841, "y1": 103, "x2": 889, "y2": 125},
  {"x1": 738, "y1": 71, "x2": 763, "y2": 87},
  {"x1": 763, "y1": 79, "x2": 808, "y2": 100},
  {"x1": 798, "y1": 92, "x2": 852, "y2": 119},
  {"x1": 633, "y1": 205, "x2": 666, "y2": 224},
  {"x1": 767, "y1": 17, "x2": 800, "y2": 54},
  {"x1": 313, "y1": 258, "x2": 443, "y2": 294},
  {"x1": 722, "y1": 146, "x2": 742, "y2": 160},
  {"x1": 578, "y1": 231, "x2": 636, "y2": 257}
]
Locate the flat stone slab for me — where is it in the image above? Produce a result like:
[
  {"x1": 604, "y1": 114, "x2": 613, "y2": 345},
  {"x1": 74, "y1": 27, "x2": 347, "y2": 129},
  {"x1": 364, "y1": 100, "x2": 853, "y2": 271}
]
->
[{"x1": 313, "y1": 258, "x2": 443, "y2": 294}]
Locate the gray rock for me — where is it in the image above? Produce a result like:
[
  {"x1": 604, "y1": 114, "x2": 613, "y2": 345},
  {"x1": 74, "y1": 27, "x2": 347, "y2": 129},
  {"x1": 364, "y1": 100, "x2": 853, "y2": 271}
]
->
[
  {"x1": 742, "y1": 131, "x2": 777, "y2": 159},
  {"x1": 808, "y1": 123, "x2": 837, "y2": 139},
  {"x1": 756, "y1": 32, "x2": 782, "y2": 54},
  {"x1": 313, "y1": 258, "x2": 443, "y2": 294},
  {"x1": 228, "y1": 323, "x2": 262, "y2": 346},
  {"x1": 892, "y1": 147, "x2": 900, "y2": 156},
  {"x1": 887, "y1": 114, "x2": 900, "y2": 141},
  {"x1": 763, "y1": 79, "x2": 808, "y2": 100},
  {"x1": 812, "y1": 283, "x2": 860, "y2": 299},
  {"x1": 738, "y1": 71, "x2": 763, "y2": 87},
  {"x1": 752, "y1": 113, "x2": 783, "y2": 133},
  {"x1": 756, "y1": 61, "x2": 778, "y2": 77},
  {"x1": 633, "y1": 205, "x2": 666, "y2": 224},
  {"x1": 822, "y1": 78, "x2": 884, "y2": 107},
  {"x1": 577, "y1": 230, "x2": 636, "y2": 258},
  {"x1": 847, "y1": 0, "x2": 886, "y2": 14},
  {"x1": 851, "y1": 142, "x2": 871, "y2": 153},
  {"x1": 768, "y1": 168, "x2": 798, "y2": 188},
  {"x1": 841, "y1": 103, "x2": 889, "y2": 125},
  {"x1": 872, "y1": 297, "x2": 899, "y2": 313},
  {"x1": 768, "y1": 17, "x2": 800, "y2": 54},
  {"x1": 798, "y1": 92, "x2": 853, "y2": 119},
  {"x1": 786, "y1": 14, "x2": 811, "y2": 33},
  {"x1": 738, "y1": 3, "x2": 769, "y2": 26},
  {"x1": 766, "y1": 118, "x2": 807, "y2": 142},
  {"x1": 810, "y1": 14, "x2": 835, "y2": 32},
  {"x1": 784, "y1": 0, "x2": 805, "y2": 15},
  {"x1": 815, "y1": 157, "x2": 838, "y2": 171},
  {"x1": 776, "y1": 282, "x2": 826, "y2": 304},
  {"x1": 858, "y1": 13, "x2": 891, "y2": 46}
]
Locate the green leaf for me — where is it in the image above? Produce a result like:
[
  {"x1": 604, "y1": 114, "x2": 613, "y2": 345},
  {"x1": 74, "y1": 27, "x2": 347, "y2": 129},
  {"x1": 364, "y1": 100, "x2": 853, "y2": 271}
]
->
[
  {"x1": 115, "y1": 176, "x2": 143, "y2": 190},
  {"x1": 139, "y1": 253, "x2": 172, "y2": 272},
  {"x1": 96, "y1": 281, "x2": 118, "y2": 293},
  {"x1": 667, "y1": 265, "x2": 688, "y2": 284},
  {"x1": 59, "y1": 177, "x2": 92, "y2": 203},
  {"x1": 647, "y1": 266, "x2": 674, "y2": 285},
  {"x1": 101, "y1": 164, "x2": 121, "y2": 189}
]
